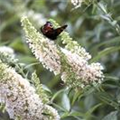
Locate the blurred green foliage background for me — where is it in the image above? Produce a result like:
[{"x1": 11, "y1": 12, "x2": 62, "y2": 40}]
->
[{"x1": 1, "y1": 0, "x2": 120, "y2": 120}]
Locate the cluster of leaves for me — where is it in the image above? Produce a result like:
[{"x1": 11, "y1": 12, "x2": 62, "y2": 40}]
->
[{"x1": 1, "y1": 0, "x2": 120, "y2": 120}]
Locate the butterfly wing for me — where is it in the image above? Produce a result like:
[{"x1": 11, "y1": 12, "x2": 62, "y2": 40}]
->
[
  {"x1": 40, "y1": 21, "x2": 54, "y2": 35},
  {"x1": 54, "y1": 25, "x2": 67, "y2": 36},
  {"x1": 41, "y1": 21, "x2": 67, "y2": 40},
  {"x1": 46, "y1": 25, "x2": 67, "y2": 40}
]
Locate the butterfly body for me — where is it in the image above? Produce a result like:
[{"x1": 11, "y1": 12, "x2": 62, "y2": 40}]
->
[{"x1": 40, "y1": 21, "x2": 67, "y2": 40}]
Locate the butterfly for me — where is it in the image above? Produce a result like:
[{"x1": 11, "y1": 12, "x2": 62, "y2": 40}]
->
[{"x1": 40, "y1": 21, "x2": 67, "y2": 40}]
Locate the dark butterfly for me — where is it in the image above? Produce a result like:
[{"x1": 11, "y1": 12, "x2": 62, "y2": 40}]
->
[{"x1": 40, "y1": 21, "x2": 67, "y2": 40}]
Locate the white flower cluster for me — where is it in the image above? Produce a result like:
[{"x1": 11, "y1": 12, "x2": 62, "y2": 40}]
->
[
  {"x1": 49, "y1": 20, "x2": 91, "y2": 61},
  {"x1": 0, "y1": 61, "x2": 60, "y2": 120},
  {"x1": 71, "y1": 0, "x2": 83, "y2": 8},
  {"x1": 61, "y1": 48, "x2": 104, "y2": 88},
  {"x1": 31, "y1": 40, "x2": 61, "y2": 75},
  {"x1": 0, "y1": 46, "x2": 14, "y2": 54},
  {"x1": 21, "y1": 17, "x2": 104, "y2": 89},
  {"x1": 0, "y1": 46, "x2": 17, "y2": 64},
  {"x1": 63, "y1": 38, "x2": 91, "y2": 61},
  {"x1": 22, "y1": 17, "x2": 61, "y2": 75},
  {"x1": 69, "y1": 42, "x2": 91, "y2": 60},
  {"x1": 0, "y1": 46, "x2": 15, "y2": 58}
]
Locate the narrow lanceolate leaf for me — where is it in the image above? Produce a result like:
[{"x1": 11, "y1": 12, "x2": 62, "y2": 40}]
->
[
  {"x1": 102, "y1": 111, "x2": 118, "y2": 120},
  {"x1": 90, "y1": 46, "x2": 120, "y2": 62},
  {"x1": 62, "y1": 92, "x2": 70, "y2": 111}
]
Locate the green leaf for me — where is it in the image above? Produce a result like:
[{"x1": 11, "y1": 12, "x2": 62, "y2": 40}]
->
[
  {"x1": 61, "y1": 92, "x2": 71, "y2": 111},
  {"x1": 102, "y1": 75, "x2": 120, "y2": 88},
  {"x1": 51, "y1": 89, "x2": 65, "y2": 102},
  {"x1": 71, "y1": 91, "x2": 83, "y2": 106},
  {"x1": 105, "y1": 75, "x2": 119, "y2": 81},
  {"x1": 102, "y1": 111, "x2": 118, "y2": 120},
  {"x1": 61, "y1": 112, "x2": 69, "y2": 118},
  {"x1": 61, "y1": 111, "x2": 84, "y2": 119},
  {"x1": 85, "y1": 103, "x2": 102, "y2": 116},
  {"x1": 95, "y1": 92, "x2": 119, "y2": 109},
  {"x1": 69, "y1": 111, "x2": 84, "y2": 118},
  {"x1": 90, "y1": 36, "x2": 120, "y2": 53},
  {"x1": 90, "y1": 46, "x2": 120, "y2": 62}
]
